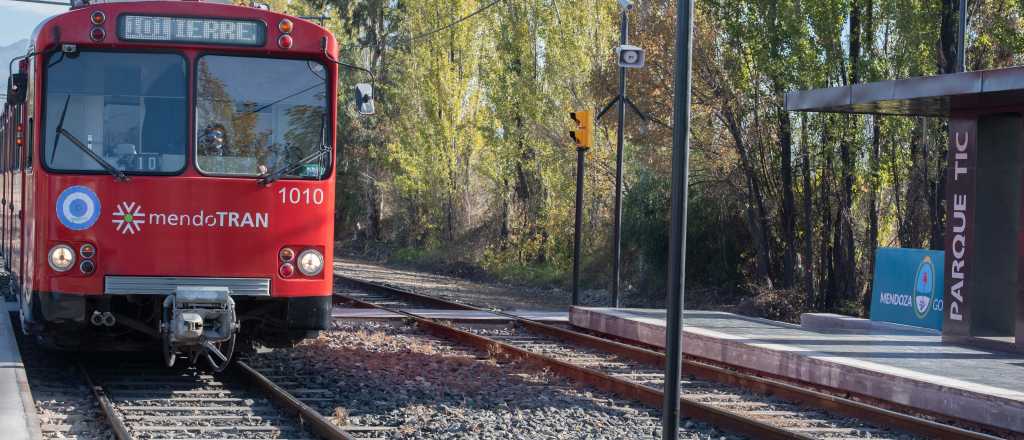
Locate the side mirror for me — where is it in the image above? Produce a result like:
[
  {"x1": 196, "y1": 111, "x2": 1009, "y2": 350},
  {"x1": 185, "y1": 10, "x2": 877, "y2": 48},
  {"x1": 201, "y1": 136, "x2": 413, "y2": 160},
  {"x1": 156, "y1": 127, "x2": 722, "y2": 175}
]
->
[
  {"x1": 354, "y1": 83, "x2": 375, "y2": 115},
  {"x1": 7, "y1": 74, "x2": 27, "y2": 105}
]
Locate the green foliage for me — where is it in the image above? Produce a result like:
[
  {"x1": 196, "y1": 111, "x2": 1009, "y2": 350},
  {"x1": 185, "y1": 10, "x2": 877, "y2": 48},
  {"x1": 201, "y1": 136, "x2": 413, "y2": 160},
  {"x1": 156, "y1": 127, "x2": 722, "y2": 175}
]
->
[{"x1": 301, "y1": 0, "x2": 1024, "y2": 313}]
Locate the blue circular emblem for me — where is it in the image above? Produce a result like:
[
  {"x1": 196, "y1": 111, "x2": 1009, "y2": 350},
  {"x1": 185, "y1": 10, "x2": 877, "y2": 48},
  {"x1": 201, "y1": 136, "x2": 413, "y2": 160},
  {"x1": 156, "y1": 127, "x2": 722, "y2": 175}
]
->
[
  {"x1": 56, "y1": 186, "x2": 101, "y2": 231},
  {"x1": 913, "y1": 256, "x2": 935, "y2": 319}
]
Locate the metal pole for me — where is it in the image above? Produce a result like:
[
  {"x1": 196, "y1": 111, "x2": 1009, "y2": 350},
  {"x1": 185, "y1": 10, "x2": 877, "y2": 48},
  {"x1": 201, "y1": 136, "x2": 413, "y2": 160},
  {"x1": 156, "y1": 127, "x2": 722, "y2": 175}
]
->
[
  {"x1": 572, "y1": 147, "x2": 586, "y2": 306},
  {"x1": 611, "y1": 11, "x2": 628, "y2": 308},
  {"x1": 663, "y1": 0, "x2": 694, "y2": 437},
  {"x1": 957, "y1": 0, "x2": 968, "y2": 73}
]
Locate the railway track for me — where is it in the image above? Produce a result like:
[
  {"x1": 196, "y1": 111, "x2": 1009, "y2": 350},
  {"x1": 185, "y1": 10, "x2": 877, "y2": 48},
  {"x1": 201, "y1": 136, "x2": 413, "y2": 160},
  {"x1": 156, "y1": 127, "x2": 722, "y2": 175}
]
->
[
  {"x1": 78, "y1": 359, "x2": 378, "y2": 440},
  {"x1": 335, "y1": 275, "x2": 1007, "y2": 440},
  {"x1": 14, "y1": 312, "x2": 373, "y2": 440}
]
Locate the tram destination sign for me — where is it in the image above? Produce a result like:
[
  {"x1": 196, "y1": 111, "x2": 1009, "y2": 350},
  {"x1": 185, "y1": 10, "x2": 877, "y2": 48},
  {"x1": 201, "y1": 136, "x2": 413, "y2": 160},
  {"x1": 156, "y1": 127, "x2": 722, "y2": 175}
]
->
[{"x1": 118, "y1": 15, "x2": 266, "y2": 47}]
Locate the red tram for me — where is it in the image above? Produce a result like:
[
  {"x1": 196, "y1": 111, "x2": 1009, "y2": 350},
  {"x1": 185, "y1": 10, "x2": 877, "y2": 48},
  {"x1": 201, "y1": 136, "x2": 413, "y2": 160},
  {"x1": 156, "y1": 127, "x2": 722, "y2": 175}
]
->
[{"x1": 2, "y1": 0, "x2": 364, "y2": 370}]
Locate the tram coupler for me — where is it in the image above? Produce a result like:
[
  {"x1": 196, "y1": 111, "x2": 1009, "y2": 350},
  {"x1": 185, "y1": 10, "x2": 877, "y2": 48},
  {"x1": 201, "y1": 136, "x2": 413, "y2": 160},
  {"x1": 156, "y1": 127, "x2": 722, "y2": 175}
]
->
[
  {"x1": 89, "y1": 310, "x2": 116, "y2": 327},
  {"x1": 160, "y1": 287, "x2": 239, "y2": 372}
]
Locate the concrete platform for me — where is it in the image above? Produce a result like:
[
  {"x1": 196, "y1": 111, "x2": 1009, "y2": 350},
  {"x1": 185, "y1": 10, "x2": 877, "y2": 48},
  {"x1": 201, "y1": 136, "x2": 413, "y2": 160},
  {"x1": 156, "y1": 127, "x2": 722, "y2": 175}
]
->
[
  {"x1": 0, "y1": 305, "x2": 41, "y2": 440},
  {"x1": 571, "y1": 307, "x2": 1024, "y2": 434},
  {"x1": 799, "y1": 312, "x2": 941, "y2": 334},
  {"x1": 332, "y1": 307, "x2": 568, "y2": 323}
]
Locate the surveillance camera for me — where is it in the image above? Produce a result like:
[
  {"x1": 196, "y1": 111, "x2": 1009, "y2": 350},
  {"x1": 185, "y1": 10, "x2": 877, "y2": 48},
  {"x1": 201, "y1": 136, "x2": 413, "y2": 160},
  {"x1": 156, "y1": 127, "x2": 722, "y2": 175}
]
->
[{"x1": 618, "y1": 0, "x2": 634, "y2": 11}]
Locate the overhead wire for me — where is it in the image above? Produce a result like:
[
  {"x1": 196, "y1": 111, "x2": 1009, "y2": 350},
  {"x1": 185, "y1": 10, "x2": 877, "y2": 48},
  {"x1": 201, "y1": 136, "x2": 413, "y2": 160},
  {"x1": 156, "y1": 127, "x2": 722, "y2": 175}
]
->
[
  {"x1": 407, "y1": 0, "x2": 504, "y2": 43},
  {"x1": 341, "y1": 0, "x2": 506, "y2": 52}
]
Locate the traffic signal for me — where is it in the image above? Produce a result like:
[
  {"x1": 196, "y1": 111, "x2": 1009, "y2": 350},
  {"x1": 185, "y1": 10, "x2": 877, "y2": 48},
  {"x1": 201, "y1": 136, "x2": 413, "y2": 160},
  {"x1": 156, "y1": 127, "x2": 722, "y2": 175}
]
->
[{"x1": 569, "y1": 111, "x2": 593, "y2": 149}]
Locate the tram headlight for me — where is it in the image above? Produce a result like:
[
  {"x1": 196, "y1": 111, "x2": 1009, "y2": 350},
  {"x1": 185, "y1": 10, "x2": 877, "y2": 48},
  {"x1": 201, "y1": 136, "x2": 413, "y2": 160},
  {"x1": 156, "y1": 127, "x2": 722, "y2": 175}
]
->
[
  {"x1": 48, "y1": 245, "x2": 75, "y2": 272},
  {"x1": 297, "y1": 249, "x2": 324, "y2": 276}
]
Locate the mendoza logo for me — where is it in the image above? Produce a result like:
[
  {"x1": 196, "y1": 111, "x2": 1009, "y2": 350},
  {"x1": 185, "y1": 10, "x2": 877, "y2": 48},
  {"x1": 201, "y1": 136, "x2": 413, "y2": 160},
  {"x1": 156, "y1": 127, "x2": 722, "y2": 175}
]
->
[
  {"x1": 112, "y1": 202, "x2": 146, "y2": 235},
  {"x1": 56, "y1": 186, "x2": 101, "y2": 231},
  {"x1": 913, "y1": 256, "x2": 936, "y2": 319}
]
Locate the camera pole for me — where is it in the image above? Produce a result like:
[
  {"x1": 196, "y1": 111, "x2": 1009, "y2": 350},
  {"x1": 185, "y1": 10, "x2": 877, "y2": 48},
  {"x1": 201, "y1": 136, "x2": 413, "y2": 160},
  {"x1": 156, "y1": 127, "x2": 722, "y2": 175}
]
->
[{"x1": 611, "y1": 10, "x2": 628, "y2": 308}]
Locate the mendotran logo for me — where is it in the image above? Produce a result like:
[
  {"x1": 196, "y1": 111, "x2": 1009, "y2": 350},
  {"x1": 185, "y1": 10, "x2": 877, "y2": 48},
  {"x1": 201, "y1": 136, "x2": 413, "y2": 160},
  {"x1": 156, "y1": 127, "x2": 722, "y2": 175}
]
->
[
  {"x1": 111, "y1": 201, "x2": 269, "y2": 234},
  {"x1": 112, "y1": 202, "x2": 146, "y2": 235}
]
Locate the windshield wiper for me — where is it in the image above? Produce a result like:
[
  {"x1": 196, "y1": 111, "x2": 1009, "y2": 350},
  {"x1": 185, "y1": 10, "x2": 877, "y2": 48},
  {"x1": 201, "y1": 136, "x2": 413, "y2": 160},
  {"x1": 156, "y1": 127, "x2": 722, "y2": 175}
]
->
[
  {"x1": 259, "y1": 112, "x2": 329, "y2": 186},
  {"x1": 51, "y1": 95, "x2": 128, "y2": 182},
  {"x1": 258, "y1": 144, "x2": 329, "y2": 186}
]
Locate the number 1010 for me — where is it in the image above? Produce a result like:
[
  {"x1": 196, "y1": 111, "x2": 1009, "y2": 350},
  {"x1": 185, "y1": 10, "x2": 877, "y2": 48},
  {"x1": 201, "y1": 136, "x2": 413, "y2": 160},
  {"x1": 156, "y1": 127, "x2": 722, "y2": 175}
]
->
[{"x1": 278, "y1": 187, "x2": 325, "y2": 205}]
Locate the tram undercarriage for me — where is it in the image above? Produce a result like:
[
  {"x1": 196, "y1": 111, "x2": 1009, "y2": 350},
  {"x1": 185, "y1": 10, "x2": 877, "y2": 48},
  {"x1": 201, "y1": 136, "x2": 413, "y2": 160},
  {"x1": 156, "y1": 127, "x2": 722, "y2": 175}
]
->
[{"x1": 20, "y1": 288, "x2": 330, "y2": 371}]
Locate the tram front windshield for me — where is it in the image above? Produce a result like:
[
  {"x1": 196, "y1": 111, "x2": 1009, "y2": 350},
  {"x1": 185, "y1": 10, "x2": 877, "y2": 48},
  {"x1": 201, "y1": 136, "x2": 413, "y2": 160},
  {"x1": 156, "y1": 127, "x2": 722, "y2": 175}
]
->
[
  {"x1": 43, "y1": 51, "x2": 187, "y2": 174},
  {"x1": 195, "y1": 55, "x2": 329, "y2": 179}
]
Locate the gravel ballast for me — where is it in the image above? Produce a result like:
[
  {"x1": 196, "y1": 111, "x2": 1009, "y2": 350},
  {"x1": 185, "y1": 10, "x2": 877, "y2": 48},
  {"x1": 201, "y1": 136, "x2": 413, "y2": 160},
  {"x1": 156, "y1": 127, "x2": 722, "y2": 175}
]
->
[
  {"x1": 12, "y1": 314, "x2": 112, "y2": 440},
  {"x1": 246, "y1": 322, "x2": 739, "y2": 439}
]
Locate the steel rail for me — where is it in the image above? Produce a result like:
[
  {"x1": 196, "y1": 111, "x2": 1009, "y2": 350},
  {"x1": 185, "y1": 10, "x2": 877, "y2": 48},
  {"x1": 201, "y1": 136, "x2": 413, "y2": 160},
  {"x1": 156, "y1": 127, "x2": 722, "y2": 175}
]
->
[
  {"x1": 234, "y1": 360, "x2": 358, "y2": 440},
  {"x1": 337, "y1": 291, "x2": 804, "y2": 440},
  {"x1": 78, "y1": 359, "x2": 355, "y2": 440},
  {"x1": 77, "y1": 363, "x2": 132, "y2": 440},
  {"x1": 335, "y1": 274, "x2": 1007, "y2": 440}
]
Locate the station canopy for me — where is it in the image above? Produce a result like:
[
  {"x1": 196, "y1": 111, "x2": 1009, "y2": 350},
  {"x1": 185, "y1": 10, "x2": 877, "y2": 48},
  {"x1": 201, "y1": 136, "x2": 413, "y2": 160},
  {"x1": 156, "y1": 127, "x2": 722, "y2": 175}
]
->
[{"x1": 785, "y1": 66, "x2": 1024, "y2": 117}]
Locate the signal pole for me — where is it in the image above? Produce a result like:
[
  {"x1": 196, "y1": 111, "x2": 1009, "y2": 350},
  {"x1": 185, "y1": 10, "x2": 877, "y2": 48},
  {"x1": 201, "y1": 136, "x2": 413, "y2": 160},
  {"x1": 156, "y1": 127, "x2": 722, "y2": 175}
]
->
[
  {"x1": 573, "y1": 146, "x2": 586, "y2": 305},
  {"x1": 570, "y1": 111, "x2": 593, "y2": 306}
]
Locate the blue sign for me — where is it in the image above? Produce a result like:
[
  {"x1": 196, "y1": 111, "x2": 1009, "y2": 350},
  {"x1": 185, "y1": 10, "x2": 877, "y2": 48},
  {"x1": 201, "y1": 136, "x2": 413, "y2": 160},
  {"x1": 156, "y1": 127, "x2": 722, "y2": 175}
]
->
[
  {"x1": 871, "y1": 248, "x2": 944, "y2": 330},
  {"x1": 55, "y1": 186, "x2": 101, "y2": 231}
]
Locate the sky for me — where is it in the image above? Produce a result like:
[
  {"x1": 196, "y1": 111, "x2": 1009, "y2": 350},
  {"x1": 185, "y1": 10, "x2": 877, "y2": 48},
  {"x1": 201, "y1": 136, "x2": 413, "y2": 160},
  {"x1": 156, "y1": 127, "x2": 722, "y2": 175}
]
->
[{"x1": 0, "y1": 0, "x2": 66, "y2": 46}]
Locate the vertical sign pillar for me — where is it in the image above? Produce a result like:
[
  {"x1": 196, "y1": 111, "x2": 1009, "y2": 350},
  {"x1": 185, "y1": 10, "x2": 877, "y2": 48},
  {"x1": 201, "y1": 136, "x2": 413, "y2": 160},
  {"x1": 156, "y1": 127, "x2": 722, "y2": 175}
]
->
[{"x1": 943, "y1": 117, "x2": 977, "y2": 340}]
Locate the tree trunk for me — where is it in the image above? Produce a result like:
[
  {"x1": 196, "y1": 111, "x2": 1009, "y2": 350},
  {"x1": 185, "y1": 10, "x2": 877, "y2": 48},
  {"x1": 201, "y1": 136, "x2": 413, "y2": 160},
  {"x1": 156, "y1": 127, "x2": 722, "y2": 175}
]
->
[
  {"x1": 724, "y1": 108, "x2": 773, "y2": 285},
  {"x1": 838, "y1": 0, "x2": 862, "y2": 301},
  {"x1": 931, "y1": 122, "x2": 948, "y2": 250},
  {"x1": 779, "y1": 104, "x2": 796, "y2": 288},
  {"x1": 939, "y1": 0, "x2": 960, "y2": 74},
  {"x1": 865, "y1": 116, "x2": 881, "y2": 314},
  {"x1": 801, "y1": 113, "x2": 814, "y2": 304},
  {"x1": 923, "y1": 118, "x2": 947, "y2": 251}
]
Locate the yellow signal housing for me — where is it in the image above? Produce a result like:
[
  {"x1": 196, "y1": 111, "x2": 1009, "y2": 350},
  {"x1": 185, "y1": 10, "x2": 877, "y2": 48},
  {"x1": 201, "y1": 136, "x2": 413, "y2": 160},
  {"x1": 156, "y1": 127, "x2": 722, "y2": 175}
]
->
[{"x1": 569, "y1": 111, "x2": 593, "y2": 149}]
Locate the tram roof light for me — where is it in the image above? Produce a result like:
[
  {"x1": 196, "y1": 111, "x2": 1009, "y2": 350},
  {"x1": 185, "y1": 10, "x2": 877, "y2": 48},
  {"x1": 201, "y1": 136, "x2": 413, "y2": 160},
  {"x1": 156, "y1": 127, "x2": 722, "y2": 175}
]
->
[
  {"x1": 278, "y1": 34, "x2": 293, "y2": 49},
  {"x1": 90, "y1": 27, "x2": 106, "y2": 42},
  {"x1": 90, "y1": 11, "x2": 105, "y2": 25},
  {"x1": 278, "y1": 18, "x2": 293, "y2": 34}
]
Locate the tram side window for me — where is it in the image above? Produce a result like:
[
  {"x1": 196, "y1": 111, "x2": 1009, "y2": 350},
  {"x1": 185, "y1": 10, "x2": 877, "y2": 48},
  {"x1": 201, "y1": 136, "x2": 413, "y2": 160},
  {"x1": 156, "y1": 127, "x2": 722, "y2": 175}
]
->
[
  {"x1": 195, "y1": 55, "x2": 329, "y2": 178},
  {"x1": 42, "y1": 52, "x2": 187, "y2": 174}
]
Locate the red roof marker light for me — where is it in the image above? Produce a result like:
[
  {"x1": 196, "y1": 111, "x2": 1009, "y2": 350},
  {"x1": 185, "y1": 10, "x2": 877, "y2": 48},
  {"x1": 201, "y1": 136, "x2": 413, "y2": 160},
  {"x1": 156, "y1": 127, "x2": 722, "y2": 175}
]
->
[{"x1": 277, "y1": 34, "x2": 293, "y2": 49}]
